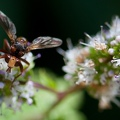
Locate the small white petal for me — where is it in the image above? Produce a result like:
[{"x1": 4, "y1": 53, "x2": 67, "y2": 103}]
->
[
  {"x1": 110, "y1": 40, "x2": 118, "y2": 46},
  {"x1": 0, "y1": 82, "x2": 4, "y2": 88},
  {"x1": 108, "y1": 48, "x2": 114, "y2": 55},
  {"x1": 115, "y1": 35, "x2": 120, "y2": 42},
  {"x1": 27, "y1": 98, "x2": 33, "y2": 105}
]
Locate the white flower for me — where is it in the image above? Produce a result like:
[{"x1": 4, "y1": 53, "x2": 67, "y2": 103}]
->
[
  {"x1": 65, "y1": 47, "x2": 89, "y2": 63},
  {"x1": 100, "y1": 73, "x2": 107, "y2": 85},
  {"x1": 5, "y1": 70, "x2": 17, "y2": 81},
  {"x1": 62, "y1": 62, "x2": 77, "y2": 74},
  {"x1": 111, "y1": 58, "x2": 120, "y2": 66},
  {"x1": 108, "y1": 16, "x2": 120, "y2": 37},
  {"x1": 2, "y1": 81, "x2": 35, "y2": 110},
  {"x1": 61, "y1": 16, "x2": 120, "y2": 109},
  {"x1": 110, "y1": 40, "x2": 118, "y2": 46},
  {"x1": 0, "y1": 82, "x2": 4, "y2": 88},
  {"x1": 115, "y1": 35, "x2": 120, "y2": 42},
  {"x1": 109, "y1": 35, "x2": 120, "y2": 46},
  {"x1": 0, "y1": 49, "x2": 37, "y2": 110},
  {"x1": 19, "y1": 81, "x2": 35, "y2": 105},
  {"x1": 88, "y1": 33, "x2": 107, "y2": 50},
  {"x1": 76, "y1": 60, "x2": 96, "y2": 84},
  {"x1": 108, "y1": 48, "x2": 114, "y2": 55},
  {"x1": 96, "y1": 81, "x2": 120, "y2": 109},
  {"x1": 77, "y1": 68, "x2": 96, "y2": 85},
  {"x1": 12, "y1": 96, "x2": 22, "y2": 110},
  {"x1": 83, "y1": 59, "x2": 95, "y2": 68},
  {"x1": 22, "y1": 52, "x2": 35, "y2": 70},
  {"x1": 0, "y1": 58, "x2": 8, "y2": 70},
  {"x1": 94, "y1": 41, "x2": 107, "y2": 50}
]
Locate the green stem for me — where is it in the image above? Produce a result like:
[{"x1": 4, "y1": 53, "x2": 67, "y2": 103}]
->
[
  {"x1": 35, "y1": 82, "x2": 85, "y2": 120},
  {"x1": 32, "y1": 81, "x2": 58, "y2": 94}
]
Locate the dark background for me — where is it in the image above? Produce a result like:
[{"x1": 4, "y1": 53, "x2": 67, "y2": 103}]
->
[{"x1": 0, "y1": 0, "x2": 120, "y2": 120}]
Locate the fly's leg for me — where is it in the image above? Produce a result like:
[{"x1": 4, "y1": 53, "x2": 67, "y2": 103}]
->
[
  {"x1": 3, "y1": 39, "x2": 11, "y2": 52},
  {"x1": 20, "y1": 58, "x2": 30, "y2": 72},
  {"x1": 12, "y1": 61, "x2": 23, "y2": 83},
  {"x1": 12, "y1": 59, "x2": 30, "y2": 84},
  {"x1": 0, "y1": 54, "x2": 11, "y2": 72}
]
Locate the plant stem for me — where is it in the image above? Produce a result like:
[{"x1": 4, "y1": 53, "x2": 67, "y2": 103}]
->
[
  {"x1": 35, "y1": 82, "x2": 86, "y2": 120},
  {"x1": 32, "y1": 81, "x2": 58, "y2": 94}
]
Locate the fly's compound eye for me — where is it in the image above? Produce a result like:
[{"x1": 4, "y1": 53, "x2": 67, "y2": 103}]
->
[{"x1": 16, "y1": 37, "x2": 28, "y2": 46}]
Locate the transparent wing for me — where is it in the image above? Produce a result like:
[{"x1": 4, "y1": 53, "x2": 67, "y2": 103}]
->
[
  {"x1": 0, "y1": 11, "x2": 17, "y2": 42},
  {"x1": 27, "y1": 36, "x2": 62, "y2": 51}
]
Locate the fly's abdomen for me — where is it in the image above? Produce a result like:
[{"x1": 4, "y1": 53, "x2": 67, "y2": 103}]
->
[{"x1": 8, "y1": 56, "x2": 16, "y2": 68}]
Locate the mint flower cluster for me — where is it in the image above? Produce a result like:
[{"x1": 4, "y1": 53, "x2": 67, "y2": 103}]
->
[
  {"x1": 60, "y1": 16, "x2": 120, "y2": 109},
  {"x1": 0, "y1": 52, "x2": 38, "y2": 110}
]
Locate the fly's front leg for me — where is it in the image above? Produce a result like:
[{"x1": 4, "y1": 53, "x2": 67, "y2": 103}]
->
[
  {"x1": 20, "y1": 58, "x2": 30, "y2": 72},
  {"x1": 0, "y1": 49, "x2": 8, "y2": 54},
  {"x1": 12, "y1": 58, "x2": 30, "y2": 84},
  {"x1": 12, "y1": 61, "x2": 23, "y2": 83},
  {"x1": 0, "y1": 54, "x2": 6, "y2": 59},
  {"x1": 3, "y1": 39, "x2": 11, "y2": 52}
]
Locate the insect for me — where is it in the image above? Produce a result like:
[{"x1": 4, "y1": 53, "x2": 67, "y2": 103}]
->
[{"x1": 0, "y1": 11, "x2": 62, "y2": 83}]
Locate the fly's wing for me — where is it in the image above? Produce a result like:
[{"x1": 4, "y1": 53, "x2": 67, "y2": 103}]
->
[
  {"x1": 26, "y1": 37, "x2": 62, "y2": 52},
  {"x1": 0, "y1": 11, "x2": 17, "y2": 42}
]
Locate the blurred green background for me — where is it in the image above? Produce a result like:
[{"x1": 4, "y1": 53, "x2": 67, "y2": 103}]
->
[{"x1": 0, "y1": 0, "x2": 120, "y2": 120}]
